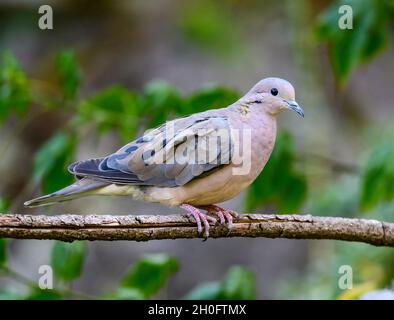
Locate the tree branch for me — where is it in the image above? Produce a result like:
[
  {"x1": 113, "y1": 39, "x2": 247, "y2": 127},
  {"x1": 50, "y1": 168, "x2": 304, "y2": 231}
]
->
[{"x1": 1, "y1": 213, "x2": 394, "y2": 247}]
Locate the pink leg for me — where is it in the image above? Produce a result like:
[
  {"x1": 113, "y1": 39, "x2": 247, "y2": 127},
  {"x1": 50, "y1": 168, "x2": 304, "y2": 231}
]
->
[
  {"x1": 180, "y1": 204, "x2": 217, "y2": 239},
  {"x1": 199, "y1": 205, "x2": 239, "y2": 233}
]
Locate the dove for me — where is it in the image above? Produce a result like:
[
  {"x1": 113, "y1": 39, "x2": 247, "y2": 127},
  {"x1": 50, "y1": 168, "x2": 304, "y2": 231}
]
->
[{"x1": 24, "y1": 77, "x2": 304, "y2": 238}]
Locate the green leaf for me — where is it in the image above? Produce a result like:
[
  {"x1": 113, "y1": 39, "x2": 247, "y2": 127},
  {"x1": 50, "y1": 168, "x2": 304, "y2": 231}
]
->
[
  {"x1": 75, "y1": 86, "x2": 141, "y2": 142},
  {"x1": 360, "y1": 142, "x2": 394, "y2": 211},
  {"x1": 245, "y1": 131, "x2": 307, "y2": 213},
  {"x1": 0, "y1": 198, "x2": 10, "y2": 267},
  {"x1": 184, "y1": 266, "x2": 256, "y2": 300},
  {"x1": 184, "y1": 86, "x2": 240, "y2": 115},
  {"x1": 316, "y1": 0, "x2": 391, "y2": 86},
  {"x1": 51, "y1": 241, "x2": 86, "y2": 282},
  {"x1": 56, "y1": 50, "x2": 81, "y2": 99},
  {"x1": 0, "y1": 198, "x2": 10, "y2": 212},
  {"x1": 74, "y1": 84, "x2": 239, "y2": 143},
  {"x1": 26, "y1": 288, "x2": 62, "y2": 300},
  {"x1": 33, "y1": 132, "x2": 76, "y2": 194},
  {"x1": 0, "y1": 239, "x2": 6, "y2": 267},
  {"x1": 142, "y1": 80, "x2": 183, "y2": 127},
  {"x1": 120, "y1": 254, "x2": 179, "y2": 299},
  {"x1": 108, "y1": 288, "x2": 145, "y2": 300},
  {"x1": 183, "y1": 282, "x2": 221, "y2": 300},
  {"x1": 0, "y1": 51, "x2": 30, "y2": 122},
  {"x1": 218, "y1": 266, "x2": 256, "y2": 300}
]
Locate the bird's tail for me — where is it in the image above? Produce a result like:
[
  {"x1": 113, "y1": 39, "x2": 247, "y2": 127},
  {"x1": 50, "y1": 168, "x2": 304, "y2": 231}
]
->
[{"x1": 24, "y1": 178, "x2": 108, "y2": 208}]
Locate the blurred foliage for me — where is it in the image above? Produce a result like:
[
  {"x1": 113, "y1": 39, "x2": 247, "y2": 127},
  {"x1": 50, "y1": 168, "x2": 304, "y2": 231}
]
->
[
  {"x1": 359, "y1": 141, "x2": 394, "y2": 211},
  {"x1": 184, "y1": 266, "x2": 256, "y2": 300},
  {"x1": 316, "y1": 0, "x2": 393, "y2": 86},
  {"x1": 0, "y1": 198, "x2": 10, "y2": 212},
  {"x1": 0, "y1": 51, "x2": 30, "y2": 121},
  {"x1": 277, "y1": 178, "x2": 394, "y2": 299},
  {"x1": 0, "y1": 253, "x2": 175, "y2": 300},
  {"x1": 26, "y1": 288, "x2": 63, "y2": 300},
  {"x1": 245, "y1": 131, "x2": 307, "y2": 213},
  {"x1": 278, "y1": 236, "x2": 394, "y2": 299},
  {"x1": 33, "y1": 132, "x2": 76, "y2": 194},
  {"x1": 56, "y1": 50, "x2": 81, "y2": 100},
  {"x1": 306, "y1": 176, "x2": 359, "y2": 218},
  {"x1": 111, "y1": 254, "x2": 179, "y2": 299},
  {"x1": 0, "y1": 238, "x2": 6, "y2": 267},
  {"x1": 51, "y1": 241, "x2": 86, "y2": 282},
  {"x1": 74, "y1": 85, "x2": 141, "y2": 142},
  {"x1": 0, "y1": 244, "x2": 255, "y2": 300},
  {"x1": 0, "y1": 199, "x2": 10, "y2": 268},
  {"x1": 75, "y1": 82, "x2": 240, "y2": 142},
  {"x1": 185, "y1": 86, "x2": 240, "y2": 114},
  {"x1": 177, "y1": 0, "x2": 240, "y2": 55},
  {"x1": 142, "y1": 81, "x2": 183, "y2": 127}
]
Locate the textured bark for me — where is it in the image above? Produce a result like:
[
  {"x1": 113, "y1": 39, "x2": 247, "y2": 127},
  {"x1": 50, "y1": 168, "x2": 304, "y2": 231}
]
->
[{"x1": 0, "y1": 214, "x2": 393, "y2": 246}]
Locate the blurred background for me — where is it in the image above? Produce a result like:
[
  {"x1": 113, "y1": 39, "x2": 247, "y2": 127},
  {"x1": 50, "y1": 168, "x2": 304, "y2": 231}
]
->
[{"x1": 0, "y1": 0, "x2": 394, "y2": 299}]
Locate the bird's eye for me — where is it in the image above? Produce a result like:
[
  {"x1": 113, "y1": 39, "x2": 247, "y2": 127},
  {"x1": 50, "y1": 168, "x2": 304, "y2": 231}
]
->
[{"x1": 271, "y1": 88, "x2": 278, "y2": 96}]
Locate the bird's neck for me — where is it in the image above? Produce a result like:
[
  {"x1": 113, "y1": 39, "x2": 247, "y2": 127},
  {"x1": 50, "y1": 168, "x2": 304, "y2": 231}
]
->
[
  {"x1": 226, "y1": 103, "x2": 277, "y2": 184},
  {"x1": 227, "y1": 99, "x2": 277, "y2": 156},
  {"x1": 228, "y1": 100, "x2": 277, "y2": 124}
]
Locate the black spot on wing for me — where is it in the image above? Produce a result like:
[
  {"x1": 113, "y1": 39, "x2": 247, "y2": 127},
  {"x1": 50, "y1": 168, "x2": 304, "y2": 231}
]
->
[
  {"x1": 135, "y1": 136, "x2": 153, "y2": 144},
  {"x1": 142, "y1": 149, "x2": 155, "y2": 160},
  {"x1": 125, "y1": 145, "x2": 138, "y2": 153},
  {"x1": 98, "y1": 158, "x2": 111, "y2": 171}
]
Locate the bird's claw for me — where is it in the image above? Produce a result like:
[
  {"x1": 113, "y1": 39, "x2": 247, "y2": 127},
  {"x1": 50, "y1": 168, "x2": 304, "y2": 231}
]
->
[
  {"x1": 200, "y1": 205, "x2": 239, "y2": 235},
  {"x1": 180, "y1": 204, "x2": 238, "y2": 240},
  {"x1": 180, "y1": 204, "x2": 217, "y2": 240}
]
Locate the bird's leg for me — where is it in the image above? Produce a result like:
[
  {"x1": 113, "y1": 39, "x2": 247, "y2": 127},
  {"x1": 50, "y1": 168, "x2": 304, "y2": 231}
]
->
[
  {"x1": 199, "y1": 205, "x2": 239, "y2": 233},
  {"x1": 180, "y1": 204, "x2": 217, "y2": 239}
]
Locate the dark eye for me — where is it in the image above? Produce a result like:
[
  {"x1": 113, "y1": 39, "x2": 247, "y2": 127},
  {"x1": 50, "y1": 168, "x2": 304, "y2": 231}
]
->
[{"x1": 271, "y1": 88, "x2": 278, "y2": 96}]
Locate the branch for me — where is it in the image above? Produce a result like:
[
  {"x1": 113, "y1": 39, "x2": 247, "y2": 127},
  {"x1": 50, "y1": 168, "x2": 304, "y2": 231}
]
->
[{"x1": 0, "y1": 213, "x2": 394, "y2": 247}]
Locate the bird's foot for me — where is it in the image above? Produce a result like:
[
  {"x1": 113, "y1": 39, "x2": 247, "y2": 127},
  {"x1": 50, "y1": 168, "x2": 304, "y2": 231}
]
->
[
  {"x1": 199, "y1": 205, "x2": 239, "y2": 234},
  {"x1": 180, "y1": 204, "x2": 217, "y2": 240}
]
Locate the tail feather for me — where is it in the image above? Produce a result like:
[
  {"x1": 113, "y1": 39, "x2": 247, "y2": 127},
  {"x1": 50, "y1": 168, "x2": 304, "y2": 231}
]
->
[{"x1": 24, "y1": 178, "x2": 108, "y2": 208}]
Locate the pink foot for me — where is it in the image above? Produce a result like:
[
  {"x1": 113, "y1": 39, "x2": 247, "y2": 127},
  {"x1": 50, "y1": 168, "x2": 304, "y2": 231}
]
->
[
  {"x1": 199, "y1": 205, "x2": 239, "y2": 234},
  {"x1": 180, "y1": 204, "x2": 217, "y2": 239}
]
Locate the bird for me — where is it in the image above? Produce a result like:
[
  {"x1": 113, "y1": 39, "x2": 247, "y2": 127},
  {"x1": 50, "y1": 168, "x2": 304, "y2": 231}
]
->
[{"x1": 24, "y1": 77, "x2": 304, "y2": 239}]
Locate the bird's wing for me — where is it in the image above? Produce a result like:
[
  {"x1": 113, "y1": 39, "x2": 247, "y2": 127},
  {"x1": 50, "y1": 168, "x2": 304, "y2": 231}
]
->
[{"x1": 69, "y1": 114, "x2": 233, "y2": 187}]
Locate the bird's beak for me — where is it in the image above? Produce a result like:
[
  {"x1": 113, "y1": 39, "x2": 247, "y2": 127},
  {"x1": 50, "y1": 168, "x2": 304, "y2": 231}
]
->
[{"x1": 285, "y1": 100, "x2": 304, "y2": 118}]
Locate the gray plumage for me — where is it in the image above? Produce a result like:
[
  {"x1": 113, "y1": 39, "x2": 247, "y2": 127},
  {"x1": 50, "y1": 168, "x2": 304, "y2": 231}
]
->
[
  {"x1": 25, "y1": 113, "x2": 233, "y2": 207},
  {"x1": 70, "y1": 114, "x2": 233, "y2": 187},
  {"x1": 24, "y1": 178, "x2": 107, "y2": 207}
]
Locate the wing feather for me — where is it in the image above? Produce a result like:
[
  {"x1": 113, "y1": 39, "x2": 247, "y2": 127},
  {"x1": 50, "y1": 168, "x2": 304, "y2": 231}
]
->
[{"x1": 70, "y1": 114, "x2": 233, "y2": 187}]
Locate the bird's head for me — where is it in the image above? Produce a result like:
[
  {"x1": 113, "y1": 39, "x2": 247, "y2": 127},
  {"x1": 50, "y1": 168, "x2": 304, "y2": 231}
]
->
[{"x1": 245, "y1": 77, "x2": 304, "y2": 118}]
